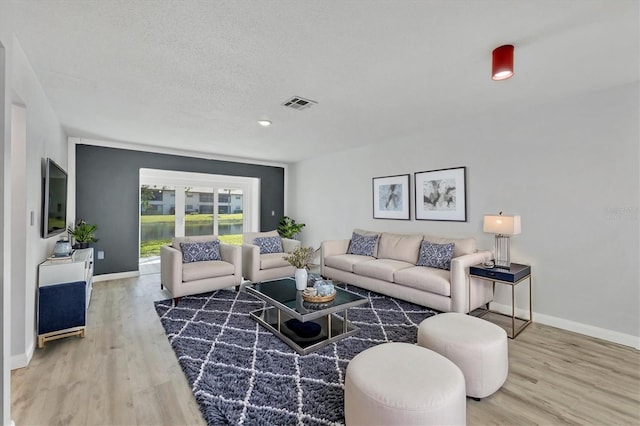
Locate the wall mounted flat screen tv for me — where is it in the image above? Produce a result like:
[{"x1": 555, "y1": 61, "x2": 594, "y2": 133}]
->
[{"x1": 42, "y1": 158, "x2": 68, "y2": 238}]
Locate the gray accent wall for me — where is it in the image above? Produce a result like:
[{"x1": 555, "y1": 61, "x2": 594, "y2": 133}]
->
[{"x1": 75, "y1": 144, "x2": 285, "y2": 275}]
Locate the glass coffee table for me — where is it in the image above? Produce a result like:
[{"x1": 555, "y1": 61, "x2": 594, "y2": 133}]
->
[{"x1": 245, "y1": 277, "x2": 368, "y2": 355}]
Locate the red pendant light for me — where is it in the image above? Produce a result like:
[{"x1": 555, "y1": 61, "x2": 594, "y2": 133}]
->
[{"x1": 492, "y1": 45, "x2": 514, "y2": 81}]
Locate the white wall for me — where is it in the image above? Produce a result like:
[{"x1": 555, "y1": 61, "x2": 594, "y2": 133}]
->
[
  {"x1": 7, "y1": 38, "x2": 67, "y2": 369},
  {"x1": 0, "y1": 32, "x2": 10, "y2": 426},
  {"x1": 0, "y1": 4, "x2": 68, "y2": 398},
  {"x1": 0, "y1": 3, "x2": 13, "y2": 423},
  {"x1": 290, "y1": 82, "x2": 639, "y2": 346},
  {"x1": 9, "y1": 104, "x2": 26, "y2": 368}
]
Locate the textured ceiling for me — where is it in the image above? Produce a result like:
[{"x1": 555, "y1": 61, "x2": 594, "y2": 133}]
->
[{"x1": 8, "y1": 0, "x2": 639, "y2": 163}]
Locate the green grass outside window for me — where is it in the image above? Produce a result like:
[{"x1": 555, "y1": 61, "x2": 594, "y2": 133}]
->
[{"x1": 140, "y1": 213, "x2": 243, "y2": 257}]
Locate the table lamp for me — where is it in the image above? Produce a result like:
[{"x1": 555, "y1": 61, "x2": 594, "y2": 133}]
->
[{"x1": 483, "y1": 213, "x2": 521, "y2": 269}]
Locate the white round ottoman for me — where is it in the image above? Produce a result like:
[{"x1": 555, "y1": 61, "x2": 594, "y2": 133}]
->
[
  {"x1": 417, "y1": 313, "x2": 508, "y2": 400},
  {"x1": 344, "y1": 342, "x2": 466, "y2": 425}
]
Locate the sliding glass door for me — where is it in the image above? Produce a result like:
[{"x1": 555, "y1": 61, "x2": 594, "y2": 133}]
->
[
  {"x1": 183, "y1": 186, "x2": 244, "y2": 244},
  {"x1": 140, "y1": 185, "x2": 176, "y2": 257},
  {"x1": 139, "y1": 169, "x2": 258, "y2": 258},
  {"x1": 184, "y1": 186, "x2": 214, "y2": 237},
  {"x1": 216, "y1": 188, "x2": 244, "y2": 245}
]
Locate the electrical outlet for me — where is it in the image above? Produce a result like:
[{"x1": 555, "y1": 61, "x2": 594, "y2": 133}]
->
[
  {"x1": 98, "y1": 251, "x2": 105, "y2": 260},
  {"x1": 271, "y1": 210, "x2": 275, "y2": 216}
]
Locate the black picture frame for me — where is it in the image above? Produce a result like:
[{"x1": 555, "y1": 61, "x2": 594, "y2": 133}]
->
[
  {"x1": 372, "y1": 174, "x2": 410, "y2": 220},
  {"x1": 414, "y1": 167, "x2": 467, "y2": 221}
]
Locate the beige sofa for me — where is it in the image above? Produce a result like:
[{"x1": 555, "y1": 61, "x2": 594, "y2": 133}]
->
[
  {"x1": 321, "y1": 229, "x2": 493, "y2": 313},
  {"x1": 160, "y1": 235, "x2": 242, "y2": 304},
  {"x1": 242, "y1": 230, "x2": 301, "y2": 282}
]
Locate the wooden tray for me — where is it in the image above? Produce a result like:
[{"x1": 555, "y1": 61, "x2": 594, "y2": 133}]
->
[{"x1": 301, "y1": 290, "x2": 336, "y2": 303}]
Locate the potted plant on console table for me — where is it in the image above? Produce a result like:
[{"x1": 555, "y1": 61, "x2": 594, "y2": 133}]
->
[
  {"x1": 284, "y1": 246, "x2": 314, "y2": 290},
  {"x1": 68, "y1": 220, "x2": 99, "y2": 249}
]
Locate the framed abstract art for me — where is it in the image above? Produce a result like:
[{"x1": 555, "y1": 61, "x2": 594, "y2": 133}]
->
[
  {"x1": 372, "y1": 174, "x2": 410, "y2": 220},
  {"x1": 414, "y1": 167, "x2": 467, "y2": 221}
]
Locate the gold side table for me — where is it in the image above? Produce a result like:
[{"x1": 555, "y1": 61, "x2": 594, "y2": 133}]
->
[{"x1": 469, "y1": 263, "x2": 532, "y2": 338}]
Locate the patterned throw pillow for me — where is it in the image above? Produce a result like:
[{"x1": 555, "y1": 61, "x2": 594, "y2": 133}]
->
[
  {"x1": 347, "y1": 232, "x2": 379, "y2": 257},
  {"x1": 417, "y1": 241, "x2": 455, "y2": 270},
  {"x1": 180, "y1": 240, "x2": 221, "y2": 263},
  {"x1": 254, "y1": 236, "x2": 283, "y2": 254}
]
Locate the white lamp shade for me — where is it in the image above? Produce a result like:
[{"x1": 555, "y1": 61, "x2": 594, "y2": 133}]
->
[{"x1": 483, "y1": 215, "x2": 521, "y2": 235}]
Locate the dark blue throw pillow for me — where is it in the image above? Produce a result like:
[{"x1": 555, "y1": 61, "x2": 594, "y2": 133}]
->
[
  {"x1": 254, "y1": 236, "x2": 284, "y2": 254},
  {"x1": 180, "y1": 240, "x2": 221, "y2": 263},
  {"x1": 347, "y1": 233, "x2": 378, "y2": 257},
  {"x1": 417, "y1": 241, "x2": 455, "y2": 270}
]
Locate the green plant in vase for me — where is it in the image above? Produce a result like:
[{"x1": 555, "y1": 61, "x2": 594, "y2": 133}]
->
[
  {"x1": 68, "y1": 220, "x2": 99, "y2": 248},
  {"x1": 277, "y1": 216, "x2": 306, "y2": 239}
]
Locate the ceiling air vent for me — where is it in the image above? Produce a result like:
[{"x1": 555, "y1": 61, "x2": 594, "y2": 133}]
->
[{"x1": 282, "y1": 96, "x2": 317, "y2": 111}]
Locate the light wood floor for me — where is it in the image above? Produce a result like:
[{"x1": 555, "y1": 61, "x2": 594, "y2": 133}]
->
[{"x1": 11, "y1": 271, "x2": 640, "y2": 425}]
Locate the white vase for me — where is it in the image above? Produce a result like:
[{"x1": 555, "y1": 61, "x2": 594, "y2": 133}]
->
[{"x1": 295, "y1": 268, "x2": 308, "y2": 291}]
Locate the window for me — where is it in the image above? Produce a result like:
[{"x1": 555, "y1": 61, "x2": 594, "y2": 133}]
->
[
  {"x1": 200, "y1": 193, "x2": 213, "y2": 203},
  {"x1": 140, "y1": 169, "x2": 257, "y2": 257}
]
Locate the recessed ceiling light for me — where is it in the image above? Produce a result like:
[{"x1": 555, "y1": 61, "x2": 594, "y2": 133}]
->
[{"x1": 258, "y1": 120, "x2": 271, "y2": 127}]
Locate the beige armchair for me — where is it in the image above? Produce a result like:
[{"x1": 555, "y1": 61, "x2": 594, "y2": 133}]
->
[
  {"x1": 242, "y1": 230, "x2": 301, "y2": 283},
  {"x1": 160, "y1": 235, "x2": 242, "y2": 304}
]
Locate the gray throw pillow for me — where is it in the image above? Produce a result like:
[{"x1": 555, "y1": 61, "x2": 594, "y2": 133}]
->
[
  {"x1": 417, "y1": 241, "x2": 455, "y2": 270},
  {"x1": 254, "y1": 236, "x2": 283, "y2": 254},
  {"x1": 347, "y1": 233, "x2": 379, "y2": 256},
  {"x1": 180, "y1": 240, "x2": 221, "y2": 263}
]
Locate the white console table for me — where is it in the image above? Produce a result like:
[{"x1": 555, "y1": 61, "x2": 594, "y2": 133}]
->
[{"x1": 37, "y1": 248, "x2": 94, "y2": 348}]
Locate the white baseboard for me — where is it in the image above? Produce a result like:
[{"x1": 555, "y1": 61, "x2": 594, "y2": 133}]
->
[
  {"x1": 10, "y1": 353, "x2": 28, "y2": 370},
  {"x1": 93, "y1": 271, "x2": 139, "y2": 282},
  {"x1": 490, "y1": 302, "x2": 640, "y2": 350},
  {"x1": 10, "y1": 338, "x2": 34, "y2": 370}
]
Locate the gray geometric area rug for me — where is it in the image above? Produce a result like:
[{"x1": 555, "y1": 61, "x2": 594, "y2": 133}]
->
[{"x1": 154, "y1": 283, "x2": 438, "y2": 426}]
